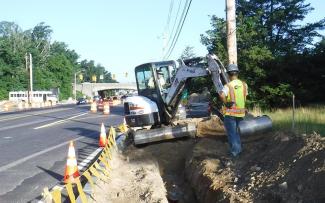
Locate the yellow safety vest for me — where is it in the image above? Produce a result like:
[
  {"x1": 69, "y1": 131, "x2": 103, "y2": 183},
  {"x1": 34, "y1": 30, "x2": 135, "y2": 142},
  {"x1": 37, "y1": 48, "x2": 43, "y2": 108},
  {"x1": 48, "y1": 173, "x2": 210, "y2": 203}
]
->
[{"x1": 224, "y1": 79, "x2": 247, "y2": 117}]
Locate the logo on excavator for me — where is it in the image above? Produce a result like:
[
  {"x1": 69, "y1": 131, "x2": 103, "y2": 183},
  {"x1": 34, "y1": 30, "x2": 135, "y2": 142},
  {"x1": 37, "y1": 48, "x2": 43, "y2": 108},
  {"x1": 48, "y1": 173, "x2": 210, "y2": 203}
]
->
[{"x1": 186, "y1": 68, "x2": 195, "y2": 73}]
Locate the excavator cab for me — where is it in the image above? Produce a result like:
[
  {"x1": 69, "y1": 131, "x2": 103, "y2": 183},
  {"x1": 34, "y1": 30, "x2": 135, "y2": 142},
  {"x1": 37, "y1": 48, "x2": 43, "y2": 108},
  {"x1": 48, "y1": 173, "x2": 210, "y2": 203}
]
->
[
  {"x1": 124, "y1": 61, "x2": 177, "y2": 127},
  {"x1": 135, "y1": 61, "x2": 175, "y2": 100}
]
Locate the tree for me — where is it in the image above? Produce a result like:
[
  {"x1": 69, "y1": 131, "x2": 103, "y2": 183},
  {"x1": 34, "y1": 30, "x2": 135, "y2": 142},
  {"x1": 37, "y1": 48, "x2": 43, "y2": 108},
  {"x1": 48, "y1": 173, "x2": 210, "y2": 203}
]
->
[
  {"x1": 79, "y1": 60, "x2": 117, "y2": 83},
  {"x1": 180, "y1": 46, "x2": 196, "y2": 59},
  {"x1": 0, "y1": 21, "x2": 117, "y2": 100},
  {"x1": 201, "y1": 0, "x2": 324, "y2": 108},
  {"x1": 237, "y1": 0, "x2": 324, "y2": 55}
]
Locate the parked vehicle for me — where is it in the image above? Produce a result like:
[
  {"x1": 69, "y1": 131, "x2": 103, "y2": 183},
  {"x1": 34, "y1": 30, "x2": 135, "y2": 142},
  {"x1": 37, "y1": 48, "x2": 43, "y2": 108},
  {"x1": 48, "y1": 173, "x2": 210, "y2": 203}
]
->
[
  {"x1": 76, "y1": 98, "x2": 87, "y2": 105},
  {"x1": 93, "y1": 95, "x2": 101, "y2": 102}
]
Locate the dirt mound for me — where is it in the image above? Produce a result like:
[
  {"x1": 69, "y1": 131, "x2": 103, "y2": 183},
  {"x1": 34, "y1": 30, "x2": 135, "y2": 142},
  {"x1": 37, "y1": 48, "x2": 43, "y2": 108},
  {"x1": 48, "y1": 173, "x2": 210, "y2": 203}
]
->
[
  {"x1": 174, "y1": 116, "x2": 225, "y2": 138},
  {"x1": 91, "y1": 150, "x2": 168, "y2": 203},
  {"x1": 186, "y1": 132, "x2": 325, "y2": 202},
  {"x1": 196, "y1": 116, "x2": 225, "y2": 138},
  {"x1": 188, "y1": 89, "x2": 210, "y2": 104}
]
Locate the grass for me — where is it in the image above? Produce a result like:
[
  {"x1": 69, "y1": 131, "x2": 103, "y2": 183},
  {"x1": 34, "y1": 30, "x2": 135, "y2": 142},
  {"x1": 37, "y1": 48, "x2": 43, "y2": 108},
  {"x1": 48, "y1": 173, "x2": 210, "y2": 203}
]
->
[{"x1": 250, "y1": 105, "x2": 325, "y2": 136}]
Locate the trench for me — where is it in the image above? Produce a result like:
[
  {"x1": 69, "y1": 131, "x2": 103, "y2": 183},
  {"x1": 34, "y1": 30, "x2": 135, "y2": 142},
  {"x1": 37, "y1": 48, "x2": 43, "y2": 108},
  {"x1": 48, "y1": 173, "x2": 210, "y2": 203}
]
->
[
  {"x1": 92, "y1": 123, "x2": 231, "y2": 203},
  {"x1": 141, "y1": 138, "x2": 197, "y2": 203},
  {"x1": 90, "y1": 136, "x2": 200, "y2": 203},
  {"x1": 92, "y1": 126, "x2": 325, "y2": 202}
]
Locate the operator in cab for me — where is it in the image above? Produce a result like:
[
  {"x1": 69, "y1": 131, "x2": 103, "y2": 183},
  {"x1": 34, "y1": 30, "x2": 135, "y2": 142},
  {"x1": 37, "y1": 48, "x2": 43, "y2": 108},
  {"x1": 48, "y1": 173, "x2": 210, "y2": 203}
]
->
[
  {"x1": 219, "y1": 64, "x2": 248, "y2": 157},
  {"x1": 157, "y1": 71, "x2": 166, "y2": 89},
  {"x1": 148, "y1": 70, "x2": 166, "y2": 90}
]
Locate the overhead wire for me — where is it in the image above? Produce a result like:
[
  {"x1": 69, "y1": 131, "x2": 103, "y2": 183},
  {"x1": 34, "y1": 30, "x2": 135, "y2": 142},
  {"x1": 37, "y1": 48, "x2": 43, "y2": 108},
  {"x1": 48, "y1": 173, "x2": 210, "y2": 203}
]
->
[
  {"x1": 164, "y1": 0, "x2": 189, "y2": 59},
  {"x1": 162, "y1": 0, "x2": 175, "y2": 56},
  {"x1": 163, "y1": 0, "x2": 193, "y2": 60},
  {"x1": 163, "y1": 0, "x2": 183, "y2": 56},
  {"x1": 165, "y1": 0, "x2": 175, "y2": 31}
]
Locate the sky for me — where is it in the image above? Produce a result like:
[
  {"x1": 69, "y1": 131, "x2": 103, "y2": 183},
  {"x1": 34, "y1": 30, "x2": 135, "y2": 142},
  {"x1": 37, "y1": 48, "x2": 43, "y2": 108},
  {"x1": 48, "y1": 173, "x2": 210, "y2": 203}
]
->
[{"x1": 0, "y1": 0, "x2": 324, "y2": 83}]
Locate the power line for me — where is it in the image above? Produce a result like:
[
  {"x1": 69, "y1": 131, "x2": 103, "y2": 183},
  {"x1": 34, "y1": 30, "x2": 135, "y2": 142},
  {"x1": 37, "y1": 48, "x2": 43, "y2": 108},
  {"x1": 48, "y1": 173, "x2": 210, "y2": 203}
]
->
[
  {"x1": 162, "y1": 0, "x2": 175, "y2": 56},
  {"x1": 164, "y1": 0, "x2": 192, "y2": 60},
  {"x1": 165, "y1": 0, "x2": 175, "y2": 32},
  {"x1": 164, "y1": 0, "x2": 189, "y2": 59},
  {"x1": 164, "y1": 0, "x2": 183, "y2": 54}
]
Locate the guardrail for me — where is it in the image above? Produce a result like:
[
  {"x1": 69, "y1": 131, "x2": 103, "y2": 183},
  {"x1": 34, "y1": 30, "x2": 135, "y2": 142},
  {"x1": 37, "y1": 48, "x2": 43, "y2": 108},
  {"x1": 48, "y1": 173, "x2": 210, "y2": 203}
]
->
[{"x1": 41, "y1": 126, "x2": 118, "y2": 203}]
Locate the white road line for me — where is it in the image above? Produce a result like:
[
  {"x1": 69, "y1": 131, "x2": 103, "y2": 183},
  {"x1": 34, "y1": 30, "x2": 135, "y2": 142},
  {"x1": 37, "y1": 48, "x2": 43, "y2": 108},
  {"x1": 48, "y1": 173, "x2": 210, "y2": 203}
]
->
[
  {"x1": 0, "y1": 118, "x2": 54, "y2": 131},
  {"x1": 78, "y1": 147, "x2": 102, "y2": 171},
  {"x1": 33, "y1": 112, "x2": 88, "y2": 129},
  {"x1": 3, "y1": 137, "x2": 12, "y2": 139},
  {"x1": 76, "y1": 114, "x2": 118, "y2": 121},
  {"x1": 0, "y1": 137, "x2": 84, "y2": 173},
  {"x1": 0, "y1": 107, "x2": 74, "y2": 122}
]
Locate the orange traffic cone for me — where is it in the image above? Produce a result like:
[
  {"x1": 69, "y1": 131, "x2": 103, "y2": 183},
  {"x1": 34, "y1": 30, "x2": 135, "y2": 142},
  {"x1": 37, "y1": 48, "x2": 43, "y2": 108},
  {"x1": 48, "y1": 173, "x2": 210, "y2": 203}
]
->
[
  {"x1": 64, "y1": 141, "x2": 80, "y2": 184},
  {"x1": 99, "y1": 123, "x2": 107, "y2": 147},
  {"x1": 103, "y1": 102, "x2": 110, "y2": 115}
]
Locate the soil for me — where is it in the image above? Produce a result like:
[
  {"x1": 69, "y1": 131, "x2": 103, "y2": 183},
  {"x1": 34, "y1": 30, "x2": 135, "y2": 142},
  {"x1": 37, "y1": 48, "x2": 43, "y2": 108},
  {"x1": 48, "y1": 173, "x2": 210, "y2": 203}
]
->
[
  {"x1": 186, "y1": 132, "x2": 325, "y2": 203},
  {"x1": 91, "y1": 124, "x2": 324, "y2": 203},
  {"x1": 91, "y1": 150, "x2": 168, "y2": 203}
]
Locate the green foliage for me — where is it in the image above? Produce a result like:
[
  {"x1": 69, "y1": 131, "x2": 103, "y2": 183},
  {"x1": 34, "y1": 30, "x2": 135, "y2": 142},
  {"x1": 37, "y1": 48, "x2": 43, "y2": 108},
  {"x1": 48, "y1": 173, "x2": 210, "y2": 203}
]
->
[
  {"x1": 76, "y1": 91, "x2": 84, "y2": 99},
  {"x1": 201, "y1": 0, "x2": 325, "y2": 108},
  {"x1": 0, "y1": 21, "x2": 117, "y2": 100},
  {"x1": 79, "y1": 60, "x2": 117, "y2": 83},
  {"x1": 264, "y1": 106, "x2": 325, "y2": 136},
  {"x1": 180, "y1": 46, "x2": 196, "y2": 60}
]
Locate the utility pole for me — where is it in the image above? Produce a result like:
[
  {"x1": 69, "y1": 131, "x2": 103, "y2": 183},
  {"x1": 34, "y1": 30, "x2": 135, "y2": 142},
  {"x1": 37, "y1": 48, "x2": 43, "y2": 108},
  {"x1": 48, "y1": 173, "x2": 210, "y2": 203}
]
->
[
  {"x1": 74, "y1": 72, "x2": 77, "y2": 101},
  {"x1": 29, "y1": 53, "x2": 33, "y2": 93},
  {"x1": 226, "y1": 0, "x2": 237, "y2": 65},
  {"x1": 25, "y1": 54, "x2": 30, "y2": 104},
  {"x1": 74, "y1": 70, "x2": 84, "y2": 101},
  {"x1": 25, "y1": 53, "x2": 33, "y2": 104}
]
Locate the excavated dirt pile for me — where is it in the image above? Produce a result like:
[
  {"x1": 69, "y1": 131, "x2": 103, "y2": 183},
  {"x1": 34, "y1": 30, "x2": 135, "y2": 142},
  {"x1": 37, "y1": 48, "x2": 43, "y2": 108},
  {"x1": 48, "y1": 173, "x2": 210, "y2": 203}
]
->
[
  {"x1": 186, "y1": 132, "x2": 325, "y2": 202},
  {"x1": 92, "y1": 117, "x2": 324, "y2": 202}
]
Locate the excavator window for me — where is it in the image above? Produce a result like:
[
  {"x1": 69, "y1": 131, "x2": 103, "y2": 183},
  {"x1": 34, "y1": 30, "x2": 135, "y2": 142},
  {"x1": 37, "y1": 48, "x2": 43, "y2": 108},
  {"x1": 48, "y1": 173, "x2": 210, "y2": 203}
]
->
[
  {"x1": 135, "y1": 64, "x2": 155, "y2": 90},
  {"x1": 157, "y1": 65, "x2": 173, "y2": 90}
]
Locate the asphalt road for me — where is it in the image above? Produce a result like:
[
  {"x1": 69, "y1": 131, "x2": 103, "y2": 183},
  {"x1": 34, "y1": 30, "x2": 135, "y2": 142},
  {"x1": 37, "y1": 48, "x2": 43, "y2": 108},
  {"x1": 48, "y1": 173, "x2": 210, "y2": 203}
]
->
[{"x1": 0, "y1": 104, "x2": 124, "y2": 203}]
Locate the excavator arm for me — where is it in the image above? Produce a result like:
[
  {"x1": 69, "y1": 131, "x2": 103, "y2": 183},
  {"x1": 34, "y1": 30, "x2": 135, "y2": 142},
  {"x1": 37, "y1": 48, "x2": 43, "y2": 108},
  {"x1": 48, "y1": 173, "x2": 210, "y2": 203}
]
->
[{"x1": 164, "y1": 54, "x2": 229, "y2": 119}]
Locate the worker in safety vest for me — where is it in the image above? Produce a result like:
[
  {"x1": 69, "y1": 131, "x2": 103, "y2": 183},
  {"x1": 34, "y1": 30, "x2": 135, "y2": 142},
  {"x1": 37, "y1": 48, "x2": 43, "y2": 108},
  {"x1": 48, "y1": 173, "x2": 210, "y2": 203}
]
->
[{"x1": 219, "y1": 64, "x2": 248, "y2": 157}]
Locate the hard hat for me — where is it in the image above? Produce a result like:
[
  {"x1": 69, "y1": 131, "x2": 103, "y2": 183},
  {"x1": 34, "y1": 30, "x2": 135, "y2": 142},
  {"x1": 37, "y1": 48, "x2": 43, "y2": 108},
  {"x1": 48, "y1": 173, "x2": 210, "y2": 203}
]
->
[{"x1": 227, "y1": 64, "x2": 239, "y2": 73}]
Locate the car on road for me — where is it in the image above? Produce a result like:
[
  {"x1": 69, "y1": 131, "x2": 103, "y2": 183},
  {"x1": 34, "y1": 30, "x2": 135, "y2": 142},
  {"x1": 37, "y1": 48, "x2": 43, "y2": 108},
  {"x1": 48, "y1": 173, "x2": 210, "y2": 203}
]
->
[
  {"x1": 77, "y1": 98, "x2": 87, "y2": 105},
  {"x1": 187, "y1": 102, "x2": 210, "y2": 118},
  {"x1": 93, "y1": 95, "x2": 101, "y2": 102},
  {"x1": 121, "y1": 95, "x2": 128, "y2": 100}
]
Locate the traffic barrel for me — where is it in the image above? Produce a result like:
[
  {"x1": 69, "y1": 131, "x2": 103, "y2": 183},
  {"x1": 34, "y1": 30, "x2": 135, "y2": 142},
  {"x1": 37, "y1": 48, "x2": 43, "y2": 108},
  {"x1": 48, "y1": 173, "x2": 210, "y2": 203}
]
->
[
  {"x1": 103, "y1": 102, "x2": 110, "y2": 115},
  {"x1": 90, "y1": 102, "x2": 97, "y2": 113},
  {"x1": 17, "y1": 102, "x2": 24, "y2": 110}
]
